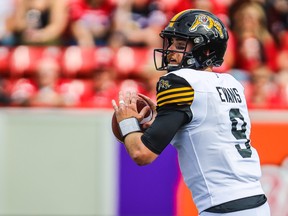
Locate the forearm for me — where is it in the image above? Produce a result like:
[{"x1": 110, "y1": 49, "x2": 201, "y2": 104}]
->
[{"x1": 123, "y1": 132, "x2": 158, "y2": 166}]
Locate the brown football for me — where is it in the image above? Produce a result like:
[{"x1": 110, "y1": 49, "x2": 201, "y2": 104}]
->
[{"x1": 111, "y1": 96, "x2": 153, "y2": 143}]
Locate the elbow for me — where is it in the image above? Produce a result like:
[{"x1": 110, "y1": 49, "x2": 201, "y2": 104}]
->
[
  {"x1": 131, "y1": 151, "x2": 155, "y2": 166},
  {"x1": 125, "y1": 133, "x2": 158, "y2": 166}
]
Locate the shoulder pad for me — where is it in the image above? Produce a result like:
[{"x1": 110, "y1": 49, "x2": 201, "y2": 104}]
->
[{"x1": 156, "y1": 73, "x2": 194, "y2": 107}]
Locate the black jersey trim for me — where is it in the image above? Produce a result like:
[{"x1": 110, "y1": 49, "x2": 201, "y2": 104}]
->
[{"x1": 204, "y1": 194, "x2": 267, "y2": 213}]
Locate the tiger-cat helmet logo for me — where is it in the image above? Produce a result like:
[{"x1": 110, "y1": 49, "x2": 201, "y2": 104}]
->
[{"x1": 189, "y1": 14, "x2": 224, "y2": 39}]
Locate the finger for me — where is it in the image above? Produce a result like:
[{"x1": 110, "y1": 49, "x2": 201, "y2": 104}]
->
[
  {"x1": 139, "y1": 106, "x2": 150, "y2": 118},
  {"x1": 138, "y1": 93, "x2": 147, "y2": 99},
  {"x1": 125, "y1": 91, "x2": 131, "y2": 105},
  {"x1": 119, "y1": 100, "x2": 125, "y2": 107},
  {"x1": 119, "y1": 91, "x2": 125, "y2": 102},
  {"x1": 131, "y1": 91, "x2": 138, "y2": 104},
  {"x1": 112, "y1": 99, "x2": 118, "y2": 111},
  {"x1": 138, "y1": 93, "x2": 156, "y2": 110},
  {"x1": 118, "y1": 91, "x2": 126, "y2": 107},
  {"x1": 142, "y1": 122, "x2": 151, "y2": 129}
]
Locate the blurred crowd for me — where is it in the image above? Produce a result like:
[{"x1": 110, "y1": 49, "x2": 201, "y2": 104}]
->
[{"x1": 0, "y1": 0, "x2": 288, "y2": 109}]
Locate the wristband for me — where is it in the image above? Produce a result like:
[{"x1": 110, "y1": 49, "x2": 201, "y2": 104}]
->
[{"x1": 119, "y1": 117, "x2": 141, "y2": 137}]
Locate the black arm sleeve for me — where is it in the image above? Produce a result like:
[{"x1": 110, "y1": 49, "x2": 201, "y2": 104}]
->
[
  {"x1": 141, "y1": 72, "x2": 194, "y2": 154},
  {"x1": 141, "y1": 109, "x2": 189, "y2": 155}
]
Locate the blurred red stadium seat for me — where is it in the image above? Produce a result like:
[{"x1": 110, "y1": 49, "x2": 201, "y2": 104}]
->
[
  {"x1": 7, "y1": 46, "x2": 154, "y2": 79},
  {"x1": 58, "y1": 78, "x2": 90, "y2": 107},
  {"x1": 61, "y1": 46, "x2": 98, "y2": 77},
  {"x1": 9, "y1": 46, "x2": 62, "y2": 78},
  {"x1": 0, "y1": 47, "x2": 11, "y2": 76},
  {"x1": 112, "y1": 47, "x2": 152, "y2": 76},
  {"x1": 9, "y1": 78, "x2": 37, "y2": 105}
]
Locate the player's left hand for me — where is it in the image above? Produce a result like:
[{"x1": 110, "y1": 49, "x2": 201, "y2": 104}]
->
[{"x1": 138, "y1": 93, "x2": 157, "y2": 129}]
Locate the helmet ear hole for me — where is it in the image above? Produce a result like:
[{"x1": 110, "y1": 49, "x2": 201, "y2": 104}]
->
[
  {"x1": 203, "y1": 49, "x2": 210, "y2": 56},
  {"x1": 186, "y1": 22, "x2": 192, "y2": 28}
]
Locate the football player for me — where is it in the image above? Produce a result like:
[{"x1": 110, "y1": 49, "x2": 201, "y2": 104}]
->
[{"x1": 112, "y1": 9, "x2": 270, "y2": 215}]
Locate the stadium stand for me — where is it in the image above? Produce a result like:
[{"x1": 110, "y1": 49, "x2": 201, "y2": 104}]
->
[{"x1": 0, "y1": 0, "x2": 287, "y2": 109}]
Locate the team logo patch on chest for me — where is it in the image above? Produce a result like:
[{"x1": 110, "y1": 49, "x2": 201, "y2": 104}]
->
[{"x1": 158, "y1": 79, "x2": 172, "y2": 91}]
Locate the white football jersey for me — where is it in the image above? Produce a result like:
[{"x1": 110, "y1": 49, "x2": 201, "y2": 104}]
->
[{"x1": 167, "y1": 68, "x2": 265, "y2": 213}]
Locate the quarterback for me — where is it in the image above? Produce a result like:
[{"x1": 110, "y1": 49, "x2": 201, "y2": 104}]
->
[{"x1": 112, "y1": 9, "x2": 270, "y2": 215}]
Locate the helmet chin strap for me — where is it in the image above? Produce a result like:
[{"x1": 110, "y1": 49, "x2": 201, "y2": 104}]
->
[
  {"x1": 167, "y1": 64, "x2": 182, "y2": 72},
  {"x1": 165, "y1": 47, "x2": 218, "y2": 72}
]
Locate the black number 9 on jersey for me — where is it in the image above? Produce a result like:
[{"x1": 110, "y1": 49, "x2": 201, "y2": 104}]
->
[{"x1": 229, "y1": 108, "x2": 252, "y2": 158}]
